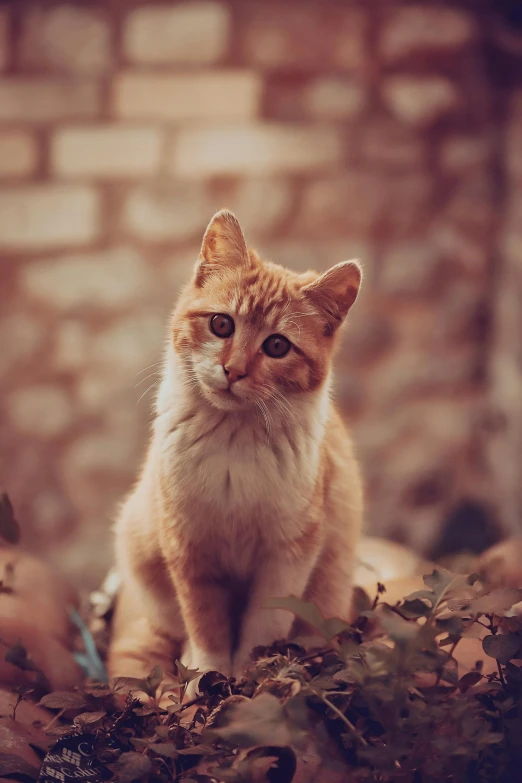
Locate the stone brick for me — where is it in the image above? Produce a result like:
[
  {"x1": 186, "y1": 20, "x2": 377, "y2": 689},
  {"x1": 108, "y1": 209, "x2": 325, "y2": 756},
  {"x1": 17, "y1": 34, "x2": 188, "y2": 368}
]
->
[
  {"x1": 19, "y1": 5, "x2": 111, "y2": 74},
  {"x1": 240, "y1": 5, "x2": 366, "y2": 72},
  {"x1": 60, "y1": 426, "x2": 142, "y2": 521},
  {"x1": 0, "y1": 79, "x2": 100, "y2": 122},
  {"x1": 368, "y1": 348, "x2": 480, "y2": 404},
  {"x1": 434, "y1": 281, "x2": 490, "y2": 345},
  {"x1": 440, "y1": 136, "x2": 491, "y2": 174},
  {"x1": 0, "y1": 131, "x2": 37, "y2": 177},
  {"x1": 115, "y1": 71, "x2": 260, "y2": 121},
  {"x1": 381, "y1": 174, "x2": 434, "y2": 238},
  {"x1": 377, "y1": 241, "x2": 444, "y2": 298},
  {"x1": 266, "y1": 76, "x2": 365, "y2": 122},
  {"x1": 434, "y1": 225, "x2": 488, "y2": 276},
  {"x1": 160, "y1": 246, "x2": 204, "y2": 293},
  {"x1": 225, "y1": 178, "x2": 294, "y2": 237},
  {"x1": 296, "y1": 174, "x2": 386, "y2": 237},
  {"x1": 53, "y1": 320, "x2": 91, "y2": 371},
  {"x1": 22, "y1": 247, "x2": 151, "y2": 310},
  {"x1": 0, "y1": 185, "x2": 99, "y2": 250},
  {"x1": 331, "y1": 9, "x2": 368, "y2": 71},
  {"x1": 259, "y1": 238, "x2": 372, "y2": 276},
  {"x1": 122, "y1": 182, "x2": 215, "y2": 242},
  {"x1": 6, "y1": 386, "x2": 74, "y2": 438},
  {"x1": 359, "y1": 121, "x2": 425, "y2": 169},
  {"x1": 171, "y1": 124, "x2": 343, "y2": 177},
  {"x1": 0, "y1": 312, "x2": 44, "y2": 374},
  {"x1": 123, "y1": 2, "x2": 230, "y2": 65},
  {"x1": 91, "y1": 312, "x2": 166, "y2": 373},
  {"x1": 0, "y1": 9, "x2": 9, "y2": 70},
  {"x1": 51, "y1": 127, "x2": 163, "y2": 178},
  {"x1": 441, "y1": 173, "x2": 494, "y2": 239},
  {"x1": 303, "y1": 77, "x2": 366, "y2": 120},
  {"x1": 383, "y1": 77, "x2": 458, "y2": 127},
  {"x1": 381, "y1": 7, "x2": 476, "y2": 63},
  {"x1": 64, "y1": 429, "x2": 139, "y2": 476}
]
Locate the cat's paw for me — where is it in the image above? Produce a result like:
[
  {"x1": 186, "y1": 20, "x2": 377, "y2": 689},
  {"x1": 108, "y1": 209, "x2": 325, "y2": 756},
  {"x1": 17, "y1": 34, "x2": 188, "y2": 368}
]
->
[{"x1": 182, "y1": 648, "x2": 231, "y2": 701}]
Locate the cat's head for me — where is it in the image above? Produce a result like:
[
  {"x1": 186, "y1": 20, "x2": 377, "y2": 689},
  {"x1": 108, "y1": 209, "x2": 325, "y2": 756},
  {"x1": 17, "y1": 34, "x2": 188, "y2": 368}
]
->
[{"x1": 171, "y1": 210, "x2": 361, "y2": 412}]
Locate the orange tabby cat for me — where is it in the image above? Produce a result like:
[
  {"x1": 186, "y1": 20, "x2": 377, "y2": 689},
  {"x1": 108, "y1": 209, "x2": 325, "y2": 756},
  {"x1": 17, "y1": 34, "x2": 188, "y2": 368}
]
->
[{"x1": 108, "y1": 210, "x2": 363, "y2": 688}]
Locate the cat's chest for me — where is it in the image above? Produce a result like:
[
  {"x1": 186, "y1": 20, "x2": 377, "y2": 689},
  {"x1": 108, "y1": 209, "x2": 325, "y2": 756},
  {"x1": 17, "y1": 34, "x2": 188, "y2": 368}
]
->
[{"x1": 159, "y1": 413, "x2": 318, "y2": 534}]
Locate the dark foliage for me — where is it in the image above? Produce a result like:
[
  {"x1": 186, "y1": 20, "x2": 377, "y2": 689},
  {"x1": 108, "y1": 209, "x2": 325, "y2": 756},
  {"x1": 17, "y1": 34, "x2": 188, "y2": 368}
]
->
[
  {"x1": 6, "y1": 568, "x2": 520, "y2": 783},
  {"x1": 2, "y1": 493, "x2": 521, "y2": 782}
]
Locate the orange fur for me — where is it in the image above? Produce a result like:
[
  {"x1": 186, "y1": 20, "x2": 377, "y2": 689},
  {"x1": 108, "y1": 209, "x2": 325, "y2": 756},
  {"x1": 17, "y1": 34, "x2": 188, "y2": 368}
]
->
[{"x1": 108, "y1": 210, "x2": 363, "y2": 687}]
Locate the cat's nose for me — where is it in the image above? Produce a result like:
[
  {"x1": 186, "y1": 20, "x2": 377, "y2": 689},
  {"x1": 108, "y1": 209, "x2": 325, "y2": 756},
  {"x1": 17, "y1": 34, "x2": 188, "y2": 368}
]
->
[{"x1": 223, "y1": 365, "x2": 247, "y2": 385}]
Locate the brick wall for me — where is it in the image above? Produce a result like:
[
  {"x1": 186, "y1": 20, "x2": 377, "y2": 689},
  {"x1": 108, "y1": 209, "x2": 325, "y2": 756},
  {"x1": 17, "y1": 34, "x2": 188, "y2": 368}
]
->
[{"x1": 0, "y1": 1, "x2": 521, "y2": 589}]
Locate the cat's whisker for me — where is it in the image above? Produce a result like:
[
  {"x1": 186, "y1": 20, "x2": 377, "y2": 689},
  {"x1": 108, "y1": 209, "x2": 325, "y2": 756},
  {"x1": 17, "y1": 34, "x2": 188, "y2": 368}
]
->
[
  {"x1": 254, "y1": 401, "x2": 271, "y2": 441},
  {"x1": 179, "y1": 378, "x2": 200, "y2": 392},
  {"x1": 136, "y1": 361, "x2": 162, "y2": 376},
  {"x1": 136, "y1": 380, "x2": 160, "y2": 405},
  {"x1": 255, "y1": 396, "x2": 273, "y2": 442},
  {"x1": 260, "y1": 384, "x2": 296, "y2": 422},
  {"x1": 134, "y1": 371, "x2": 160, "y2": 388},
  {"x1": 269, "y1": 394, "x2": 294, "y2": 422}
]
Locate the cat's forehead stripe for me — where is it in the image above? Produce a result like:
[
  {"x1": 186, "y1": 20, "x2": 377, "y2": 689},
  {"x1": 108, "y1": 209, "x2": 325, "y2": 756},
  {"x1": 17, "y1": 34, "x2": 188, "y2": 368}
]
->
[{"x1": 235, "y1": 270, "x2": 292, "y2": 326}]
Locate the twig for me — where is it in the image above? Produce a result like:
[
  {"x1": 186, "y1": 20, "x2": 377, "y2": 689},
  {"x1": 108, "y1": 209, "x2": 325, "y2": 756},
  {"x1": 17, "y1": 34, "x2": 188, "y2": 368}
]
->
[
  {"x1": 180, "y1": 695, "x2": 205, "y2": 711},
  {"x1": 434, "y1": 639, "x2": 460, "y2": 689},
  {"x1": 43, "y1": 707, "x2": 65, "y2": 733},
  {"x1": 298, "y1": 648, "x2": 333, "y2": 664},
  {"x1": 322, "y1": 694, "x2": 368, "y2": 746},
  {"x1": 473, "y1": 619, "x2": 491, "y2": 631}
]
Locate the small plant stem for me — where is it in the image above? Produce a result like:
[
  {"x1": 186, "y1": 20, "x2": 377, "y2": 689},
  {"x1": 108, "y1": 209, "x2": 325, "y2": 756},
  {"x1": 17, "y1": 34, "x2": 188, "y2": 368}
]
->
[
  {"x1": 298, "y1": 648, "x2": 334, "y2": 664},
  {"x1": 112, "y1": 701, "x2": 137, "y2": 730},
  {"x1": 10, "y1": 691, "x2": 27, "y2": 720},
  {"x1": 157, "y1": 757, "x2": 174, "y2": 781},
  {"x1": 180, "y1": 695, "x2": 205, "y2": 711},
  {"x1": 473, "y1": 619, "x2": 491, "y2": 631},
  {"x1": 322, "y1": 694, "x2": 368, "y2": 746},
  {"x1": 434, "y1": 639, "x2": 460, "y2": 688},
  {"x1": 43, "y1": 707, "x2": 65, "y2": 732},
  {"x1": 497, "y1": 661, "x2": 507, "y2": 689}
]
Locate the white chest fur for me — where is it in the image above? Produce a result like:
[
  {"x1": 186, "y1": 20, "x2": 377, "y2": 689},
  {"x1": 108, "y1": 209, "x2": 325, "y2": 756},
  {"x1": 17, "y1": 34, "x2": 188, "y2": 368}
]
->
[{"x1": 154, "y1": 376, "x2": 329, "y2": 543}]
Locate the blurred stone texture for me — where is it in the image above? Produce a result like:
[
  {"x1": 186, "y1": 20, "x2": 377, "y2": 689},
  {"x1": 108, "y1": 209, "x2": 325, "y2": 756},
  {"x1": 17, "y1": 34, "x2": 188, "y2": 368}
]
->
[{"x1": 0, "y1": 1, "x2": 520, "y2": 588}]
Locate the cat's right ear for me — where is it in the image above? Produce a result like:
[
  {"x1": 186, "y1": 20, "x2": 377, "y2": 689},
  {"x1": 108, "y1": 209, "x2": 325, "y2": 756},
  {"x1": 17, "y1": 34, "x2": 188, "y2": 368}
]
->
[{"x1": 195, "y1": 210, "x2": 249, "y2": 287}]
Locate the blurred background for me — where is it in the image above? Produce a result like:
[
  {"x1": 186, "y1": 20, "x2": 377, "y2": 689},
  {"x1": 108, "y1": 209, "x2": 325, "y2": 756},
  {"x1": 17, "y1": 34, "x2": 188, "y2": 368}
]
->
[{"x1": 0, "y1": 0, "x2": 521, "y2": 591}]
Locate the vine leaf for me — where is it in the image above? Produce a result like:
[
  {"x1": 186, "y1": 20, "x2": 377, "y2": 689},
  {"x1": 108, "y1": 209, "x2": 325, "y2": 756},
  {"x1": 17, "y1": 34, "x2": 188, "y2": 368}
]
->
[
  {"x1": 39, "y1": 692, "x2": 87, "y2": 710},
  {"x1": 117, "y1": 751, "x2": 153, "y2": 783},
  {"x1": 482, "y1": 634, "x2": 520, "y2": 664},
  {"x1": 264, "y1": 596, "x2": 349, "y2": 641}
]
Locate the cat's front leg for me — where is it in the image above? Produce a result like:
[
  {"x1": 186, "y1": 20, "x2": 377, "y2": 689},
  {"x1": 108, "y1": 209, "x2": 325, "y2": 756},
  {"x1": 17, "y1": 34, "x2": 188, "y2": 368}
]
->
[
  {"x1": 232, "y1": 552, "x2": 314, "y2": 678},
  {"x1": 169, "y1": 563, "x2": 234, "y2": 684}
]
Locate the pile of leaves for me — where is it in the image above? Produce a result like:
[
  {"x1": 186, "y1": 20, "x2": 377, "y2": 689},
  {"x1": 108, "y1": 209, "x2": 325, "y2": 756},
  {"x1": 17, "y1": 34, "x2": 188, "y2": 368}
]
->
[
  {"x1": 1, "y1": 494, "x2": 522, "y2": 782},
  {"x1": 17, "y1": 572, "x2": 522, "y2": 782}
]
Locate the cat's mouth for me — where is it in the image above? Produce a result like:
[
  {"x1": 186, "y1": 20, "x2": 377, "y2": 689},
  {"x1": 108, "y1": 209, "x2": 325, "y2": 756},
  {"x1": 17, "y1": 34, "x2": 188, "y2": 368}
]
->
[{"x1": 202, "y1": 383, "x2": 247, "y2": 411}]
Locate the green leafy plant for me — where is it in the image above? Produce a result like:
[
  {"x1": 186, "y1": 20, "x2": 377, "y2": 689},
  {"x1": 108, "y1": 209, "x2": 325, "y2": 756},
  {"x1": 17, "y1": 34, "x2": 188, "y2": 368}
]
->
[
  {"x1": 8, "y1": 567, "x2": 516, "y2": 783},
  {"x1": 2, "y1": 492, "x2": 521, "y2": 782}
]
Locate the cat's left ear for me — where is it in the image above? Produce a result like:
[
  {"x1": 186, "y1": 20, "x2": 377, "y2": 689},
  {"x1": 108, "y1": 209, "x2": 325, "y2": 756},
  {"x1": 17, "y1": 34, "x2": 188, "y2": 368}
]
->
[
  {"x1": 195, "y1": 209, "x2": 249, "y2": 287},
  {"x1": 302, "y1": 260, "x2": 362, "y2": 332}
]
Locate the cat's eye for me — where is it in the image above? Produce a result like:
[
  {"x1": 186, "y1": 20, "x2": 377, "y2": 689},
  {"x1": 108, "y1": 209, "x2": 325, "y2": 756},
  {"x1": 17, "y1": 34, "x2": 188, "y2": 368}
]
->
[
  {"x1": 210, "y1": 313, "x2": 235, "y2": 338},
  {"x1": 262, "y1": 334, "x2": 291, "y2": 358}
]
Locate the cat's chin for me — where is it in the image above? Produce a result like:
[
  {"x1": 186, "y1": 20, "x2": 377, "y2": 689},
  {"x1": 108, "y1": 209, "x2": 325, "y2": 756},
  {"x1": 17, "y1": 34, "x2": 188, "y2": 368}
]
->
[{"x1": 201, "y1": 385, "x2": 248, "y2": 412}]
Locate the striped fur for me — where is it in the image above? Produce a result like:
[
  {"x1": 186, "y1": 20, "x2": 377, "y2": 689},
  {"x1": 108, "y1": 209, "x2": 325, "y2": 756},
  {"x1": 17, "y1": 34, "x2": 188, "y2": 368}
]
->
[{"x1": 108, "y1": 210, "x2": 364, "y2": 692}]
